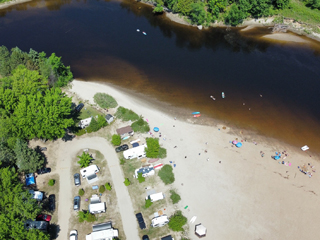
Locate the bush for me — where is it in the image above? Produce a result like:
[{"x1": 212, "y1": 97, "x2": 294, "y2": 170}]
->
[
  {"x1": 145, "y1": 138, "x2": 160, "y2": 158},
  {"x1": 168, "y1": 211, "x2": 187, "y2": 231},
  {"x1": 158, "y1": 164, "x2": 175, "y2": 185},
  {"x1": 115, "y1": 106, "x2": 139, "y2": 121},
  {"x1": 87, "y1": 213, "x2": 96, "y2": 222},
  {"x1": 94, "y1": 93, "x2": 118, "y2": 109},
  {"x1": 131, "y1": 117, "x2": 150, "y2": 133},
  {"x1": 105, "y1": 183, "x2": 112, "y2": 191},
  {"x1": 137, "y1": 172, "x2": 145, "y2": 183},
  {"x1": 153, "y1": 4, "x2": 164, "y2": 13},
  {"x1": 124, "y1": 178, "x2": 131, "y2": 186},
  {"x1": 170, "y1": 190, "x2": 181, "y2": 204},
  {"x1": 145, "y1": 199, "x2": 153, "y2": 208},
  {"x1": 77, "y1": 152, "x2": 92, "y2": 168},
  {"x1": 158, "y1": 147, "x2": 167, "y2": 159},
  {"x1": 78, "y1": 189, "x2": 85, "y2": 196},
  {"x1": 111, "y1": 134, "x2": 121, "y2": 146},
  {"x1": 89, "y1": 115, "x2": 107, "y2": 132},
  {"x1": 120, "y1": 158, "x2": 126, "y2": 165},
  {"x1": 48, "y1": 179, "x2": 55, "y2": 186},
  {"x1": 99, "y1": 185, "x2": 106, "y2": 193},
  {"x1": 78, "y1": 211, "x2": 96, "y2": 223}
]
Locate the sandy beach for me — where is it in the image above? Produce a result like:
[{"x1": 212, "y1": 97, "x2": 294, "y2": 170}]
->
[
  {"x1": 0, "y1": 0, "x2": 31, "y2": 9},
  {"x1": 70, "y1": 80, "x2": 320, "y2": 239}
]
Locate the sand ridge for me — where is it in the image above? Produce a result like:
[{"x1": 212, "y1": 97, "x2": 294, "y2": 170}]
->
[{"x1": 70, "y1": 80, "x2": 320, "y2": 240}]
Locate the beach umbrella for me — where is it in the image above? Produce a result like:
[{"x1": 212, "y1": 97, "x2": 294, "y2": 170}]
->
[
  {"x1": 153, "y1": 127, "x2": 159, "y2": 132},
  {"x1": 232, "y1": 140, "x2": 238, "y2": 144},
  {"x1": 236, "y1": 142, "x2": 242, "y2": 148},
  {"x1": 195, "y1": 223, "x2": 207, "y2": 238}
]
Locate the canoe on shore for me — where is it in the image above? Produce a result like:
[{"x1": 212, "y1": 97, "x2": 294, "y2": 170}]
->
[{"x1": 192, "y1": 112, "x2": 200, "y2": 114}]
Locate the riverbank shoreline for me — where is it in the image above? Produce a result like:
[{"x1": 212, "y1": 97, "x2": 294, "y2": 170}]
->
[
  {"x1": 0, "y1": 0, "x2": 31, "y2": 9},
  {"x1": 69, "y1": 79, "x2": 320, "y2": 239}
]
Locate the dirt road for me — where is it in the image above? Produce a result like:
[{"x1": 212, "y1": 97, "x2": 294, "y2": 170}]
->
[{"x1": 56, "y1": 136, "x2": 138, "y2": 240}]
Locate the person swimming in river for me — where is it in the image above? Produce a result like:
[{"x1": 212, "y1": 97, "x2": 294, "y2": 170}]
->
[{"x1": 210, "y1": 95, "x2": 216, "y2": 100}]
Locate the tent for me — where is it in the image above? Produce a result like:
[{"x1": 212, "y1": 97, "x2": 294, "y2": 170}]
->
[
  {"x1": 195, "y1": 223, "x2": 207, "y2": 238},
  {"x1": 153, "y1": 127, "x2": 159, "y2": 132},
  {"x1": 26, "y1": 173, "x2": 35, "y2": 186}
]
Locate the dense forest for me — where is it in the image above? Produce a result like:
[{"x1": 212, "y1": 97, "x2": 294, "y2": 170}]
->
[
  {"x1": 0, "y1": 46, "x2": 74, "y2": 239},
  {"x1": 151, "y1": 0, "x2": 320, "y2": 26}
]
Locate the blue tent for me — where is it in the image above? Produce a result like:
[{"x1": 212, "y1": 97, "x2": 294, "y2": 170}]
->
[
  {"x1": 236, "y1": 142, "x2": 242, "y2": 148},
  {"x1": 274, "y1": 155, "x2": 280, "y2": 160},
  {"x1": 26, "y1": 173, "x2": 35, "y2": 186},
  {"x1": 153, "y1": 127, "x2": 159, "y2": 132}
]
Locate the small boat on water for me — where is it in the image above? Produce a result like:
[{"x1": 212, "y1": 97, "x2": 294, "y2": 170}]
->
[
  {"x1": 210, "y1": 96, "x2": 216, "y2": 100},
  {"x1": 193, "y1": 114, "x2": 201, "y2": 118},
  {"x1": 142, "y1": 32, "x2": 147, "y2": 35},
  {"x1": 222, "y1": 92, "x2": 225, "y2": 98},
  {"x1": 192, "y1": 112, "x2": 200, "y2": 115}
]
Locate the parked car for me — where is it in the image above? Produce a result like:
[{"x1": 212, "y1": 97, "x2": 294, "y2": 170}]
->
[
  {"x1": 115, "y1": 144, "x2": 129, "y2": 153},
  {"x1": 40, "y1": 147, "x2": 47, "y2": 151},
  {"x1": 36, "y1": 214, "x2": 52, "y2": 222},
  {"x1": 37, "y1": 168, "x2": 51, "y2": 175},
  {"x1": 135, "y1": 213, "x2": 146, "y2": 230},
  {"x1": 75, "y1": 103, "x2": 84, "y2": 112},
  {"x1": 142, "y1": 235, "x2": 150, "y2": 240},
  {"x1": 73, "y1": 196, "x2": 80, "y2": 211},
  {"x1": 69, "y1": 230, "x2": 78, "y2": 240},
  {"x1": 48, "y1": 194, "x2": 55, "y2": 211},
  {"x1": 74, "y1": 173, "x2": 81, "y2": 186}
]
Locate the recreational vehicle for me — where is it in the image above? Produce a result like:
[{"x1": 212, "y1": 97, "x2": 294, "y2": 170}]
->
[{"x1": 123, "y1": 144, "x2": 147, "y2": 160}]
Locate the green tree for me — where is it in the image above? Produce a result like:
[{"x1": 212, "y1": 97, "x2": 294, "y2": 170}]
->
[
  {"x1": 99, "y1": 185, "x2": 106, "y2": 193},
  {"x1": 93, "y1": 93, "x2": 118, "y2": 109},
  {"x1": 89, "y1": 117, "x2": 99, "y2": 132},
  {"x1": 48, "y1": 179, "x2": 55, "y2": 186},
  {"x1": 173, "y1": 0, "x2": 194, "y2": 14},
  {"x1": 165, "y1": 0, "x2": 178, "y2": 9},
  {"x1": 14, "y1": 139, "x2": 45, "y2": 173},
  {"x1": 168, "y1": 211, "x2": 187, "y2": 231},
  {"x1": 111, "y1": 134, "x2": 121, "y2": 146},
  {"x1": 97, "y1": 115, "x2": 107, "y2": 128},
  {"x1": 137, "y1": 172, "x2": 145, "y2": 183},
  {"x1": 225, "y1": 4, "x2": 246, "y2": 26},
  {"x1": 170, "y1": 190, "x2": 181, "y2": 204},
  {"x1": 158, "y1": 164, "x2": 175, "y2": 184},
  {"x1": 0, "y1": 167, "x2": 49, "y2": 240},
  {"x1": 153, "y1": 4, "x2": 164, "y2": 13},
  {"x1": 208, "y1": 0, "x2": 227, "y2": 19},
  {"x1": 124, "y1": 178, "x2": 131, "y2": 186},
  {"x1": 145, "y1": 199, "x2": 153, "y2": 208},
  {"x1": 78, "y1": 189, "x2": 85, "y2": 196},
  {"x1": 77, "y1": 152, "x2": 92, "y2": 168},
  {"x1": 0, "y1": 141, "x2": 16, "y2": 167},
  {"x1": 105, "y1": 183, "x2": 112, "y2": 191},
  {"x1": 249, "y1": 0, "x2": 270, "y2": 17},
  {"x1": 190, "y1": 2, "x2": 207, "y2": 25},
  {"x1": 273, "y1": 0, "x2": 290, "y2": 9},
  {"x1": 48, "y1": 53, "x2": 73, "y2": 87},
  {"x1": 0, "y1": 46, "x2": 12, "y2": 77},
  {"x1": 145, "y1": 138, "x2": 160, "y2": 158}
]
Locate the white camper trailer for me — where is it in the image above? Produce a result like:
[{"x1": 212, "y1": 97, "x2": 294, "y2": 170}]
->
[
  {"x1": 89, "y1": 195, "x2": 106, "y2": 214},
  {"x1": 151, "y1": 215, "x2": 169, "y2": 228},
  {"x1": 145, "y1": 192, "x2": 165, "y2": 202},
  {"x1": 80, "y1": 165, "x2": 100, "y2": 178},
  {"x1": 123, "y1": 144, "x2": 147, "y2": 160}
]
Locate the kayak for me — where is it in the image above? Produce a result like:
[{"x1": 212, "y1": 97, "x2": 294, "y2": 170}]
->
[
  {"x1": 193, "y1": 114, "x2": 201, "y2": 118},
  {"x1": 192, "y1": 112, "x2": 200, "y2": 114},
  {"x1": 222, "y1": 92, "x2": 225, "y2": 98}
]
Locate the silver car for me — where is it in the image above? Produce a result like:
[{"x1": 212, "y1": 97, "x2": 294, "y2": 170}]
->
[
  {"x1": 73, "y1": 196, "x2": 80, "y2": 211},
  {"x1": 74, "y1": 173, "x2": 81, "y2": 186}
]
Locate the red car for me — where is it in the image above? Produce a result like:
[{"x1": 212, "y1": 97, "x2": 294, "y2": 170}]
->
[{"x1": 36, "y1": 214, "x2": 52, "y2": 222}]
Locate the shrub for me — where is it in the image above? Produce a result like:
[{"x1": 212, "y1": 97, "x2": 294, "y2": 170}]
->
[
  {"x1": 93, "y1": 93, "x2": 118, "y2": 109},
  {"x1": 78, "y1": 211, "x2": 96, "y2": 223},
  {"x1": 124, "y1": 178, "x2": 131, "y2": 186},
  {"x1": 99, "y1": 185, "x2": 106, "y2": 193},
  {"x1": 120, "y1": 158, "x2": 126, "y2": 165},
  {"x1": 145, "y1": 199, "x2": 153, "y2": 208},
  {"x1": 115, "y1": 106, "x2": 139, "y2": 121},
  {"x1": 137, "y1": 172, "x2": 145, "y2": 183},
  {"x1": 105, "y1": 183, "x2": 112, "y2": 191},
  {"x1": 153, "y1": 4, "x2": 164, "y2": 13},
  {"x1": 111, "y1": 134, "x2": 121, "y2": 146},
  {"x1": 77, "y1": 152, "x2": 92, "y2": 168},
  {"x1": 78, "y1": 189, "x2": 85, "y2": 196},
  {"x1": 158, "y1": 164, "x2": 175, "y2": 185},
  {"x1": 48, "y1": 179, "x2": 55, "y2": 186},
  {"x1": 170, "y1": 190, "x2": 181, "y2": 204},
  {"x1": 158, "y1": 147, "x2": 167, "y2": 159},
  {"x1": 131, "y1": 117, "x2": 150, "y2": 133},
  {"x1": 168, "y1": 211, "x2": 187, "y2": 231},
  {"x1": 87, "y1": 213, "x2": 96, "y2": 222},
  {"x1": 145, "y1": 138, "x2": 160, "y2": 158}
]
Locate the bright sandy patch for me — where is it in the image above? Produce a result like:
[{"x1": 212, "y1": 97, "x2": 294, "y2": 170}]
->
[
  {"x1": 70, "y1": 80, "x2": 320, "y2": 240},
  {"x1": 262, "y1": 33, "x2": 309, "y2": 43}
]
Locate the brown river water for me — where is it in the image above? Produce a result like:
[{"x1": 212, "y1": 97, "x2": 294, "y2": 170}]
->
[{"x1": 1, "y1": 0, "x2": 320, "y2": 153}]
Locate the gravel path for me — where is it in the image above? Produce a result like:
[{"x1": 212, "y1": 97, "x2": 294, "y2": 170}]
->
[{"x1": 56, "y1": 136, "x2": 139, "y2": 240}]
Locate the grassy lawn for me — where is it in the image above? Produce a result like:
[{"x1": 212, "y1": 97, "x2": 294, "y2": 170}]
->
[
  {"x1": 279, "y1": 0, "x2": 320, "y2": 25},
  {"x1": 70, "y1": 150, "x2": 126, "y2": 240},
  {"x1": 79, "y1": 105, "x2": 103, "y2": 120}
]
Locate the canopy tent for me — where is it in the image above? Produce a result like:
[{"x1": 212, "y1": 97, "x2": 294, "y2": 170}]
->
[
  {"x1": 195, "y1": 223, "x2": 207, "y2": 238},
  {"x1": 153, "y1": 127, "x2": 159, "y2": 132}
]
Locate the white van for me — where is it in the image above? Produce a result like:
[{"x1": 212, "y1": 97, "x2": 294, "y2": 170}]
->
[
  {"x1": 151, "y1": 215, "x2": 169, "y2": 228},
  {"x1": 145, "y1": 192, "x2": 164, "y2": 202}
]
